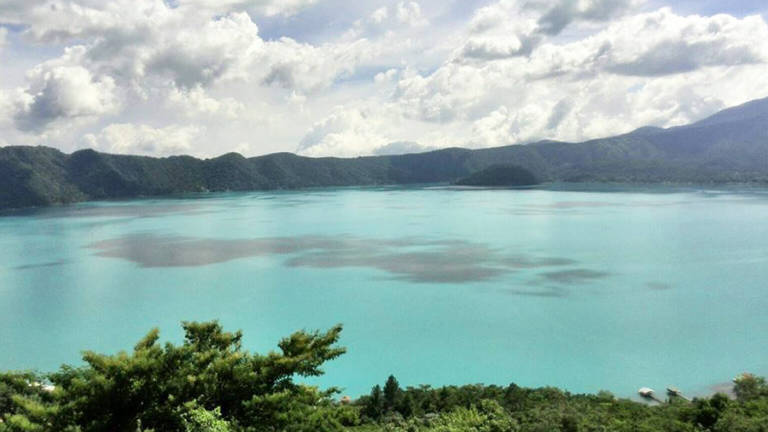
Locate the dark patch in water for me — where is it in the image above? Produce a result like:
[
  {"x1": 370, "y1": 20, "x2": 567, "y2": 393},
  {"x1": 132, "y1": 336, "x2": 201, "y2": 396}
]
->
[
  {"x1": 516, "y1": 200, "x2": 694, "y2": 213},
  {"x1": 500, "y1": 256, "x2": 577, "y2": 268},
  {"x1": 533, "y1": 201, "x2": 616, "y2": 209},
  {"x1": 12, "y1": 204, "x2": 209, "y2": 220},
  {"x1": 13, "y1": 260, "x2": 69, "y2": 271},
  {"x1": 540, "y1": 269, "x2": 610, "y2": 284},
  {"x1": 89, "y1": 234, "x2": 348, "y2": 267},
  {"x1": 87, "y1": 234, "x2": 577, "y2": 284},
  {"x1": 285, "y1": 243, "x2": 505, "y2": 283},
  {"x1": 647, "y1": 282, "x2": 672, "y2": 291},
  {"x1": 503, "y1": 286, "x2": 568, "y2": 298}
]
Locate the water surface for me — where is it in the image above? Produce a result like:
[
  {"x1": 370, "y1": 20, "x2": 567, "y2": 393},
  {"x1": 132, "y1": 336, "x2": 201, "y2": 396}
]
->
[{"x1": 1, "y1": 185, "x2": 767, "y2": 398}]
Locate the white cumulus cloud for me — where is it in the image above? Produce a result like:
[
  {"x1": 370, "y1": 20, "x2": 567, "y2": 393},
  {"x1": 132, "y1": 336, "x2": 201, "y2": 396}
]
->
[
  {"x1": 84, "y1": 123, "x2": 204, "y2": 156},
  {"x1": 1, "y1": 0, "x2": 767, "y2": 157},
  {"x1": 14, "y1": 65, "x2": 118, "y2": 132},
  {"x1": 297, "y1": 107, "x2": 393, "y2": 157}
]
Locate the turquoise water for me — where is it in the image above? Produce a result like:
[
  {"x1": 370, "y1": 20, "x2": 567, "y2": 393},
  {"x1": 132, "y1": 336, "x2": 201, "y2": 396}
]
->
[{"x1": 1, "y1": 185, "x2": 767, "y2": 399}]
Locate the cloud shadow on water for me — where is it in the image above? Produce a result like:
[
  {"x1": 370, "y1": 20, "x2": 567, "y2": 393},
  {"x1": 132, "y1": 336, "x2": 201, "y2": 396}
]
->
[
  {"x1": 539, "y1": 269, "x2": 611, "y2": 284},
  {"x1": 6, "y1": 203, "x2": 212, "y2": 220},
  {"x1": 647, "y1": 281, "x2": 672, "y2": 290},
  {"x1": 12, "y1": 260, "x2": 69, "y2": 271},
  {"x1": 86, "y1": 233, "x2": 590, "y2": 284},
  {"x1": 530, "y1": 201, "x2": 617, "y2": 209},
  {"x1": 284, "y1": 244, "x2": 506, "y2": 283},
  {"x1": 502, "y1": 286, "x2": 569, "y2": 298}
]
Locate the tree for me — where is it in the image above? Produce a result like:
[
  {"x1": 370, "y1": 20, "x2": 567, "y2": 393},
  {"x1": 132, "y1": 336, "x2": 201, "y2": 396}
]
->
[
  {"x1": 0, "y1": 372, "x2": 58, "y2": 432},
  {"x1": 397, "y1": 392, "x2": 417, "y2": 418},
  {"x1": 9, "y1": 321, "x2": 346, "y2": 432},
  {"x1": 5, "y1": 324, "x2": 768, "y2": 432},
  {"x1": 733, "y1": 374, "x2": 768, "y2": 402},
  {"x1": 692, "y1": 394, "x2": 731, "y2": 429},
  {"x1": 363, "y1": 385, "x2": 383, "y2": 420},
  {"x1": 182, "y1": 406, "x2": 232, "y2": 432},
  {"x1": 0, "y1": 372, "x2": 52, "y2": 422},
  {"x1": 383, "y1": 375, "x2": 401, "y2": 413}
]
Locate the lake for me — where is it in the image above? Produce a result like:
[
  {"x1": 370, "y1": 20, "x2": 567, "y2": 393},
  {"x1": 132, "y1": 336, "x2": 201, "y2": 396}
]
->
[{"x1": 1, "y1": 185, "x2": 767, "y2": 399}]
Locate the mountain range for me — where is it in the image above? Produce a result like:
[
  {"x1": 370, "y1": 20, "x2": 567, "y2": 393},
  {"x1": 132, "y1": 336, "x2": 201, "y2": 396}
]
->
[{"x1": 1, "y1": 96, "x2": 767, "y2": 210}]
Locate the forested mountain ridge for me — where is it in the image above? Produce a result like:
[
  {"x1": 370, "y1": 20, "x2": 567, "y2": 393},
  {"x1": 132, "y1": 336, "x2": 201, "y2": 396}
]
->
[{"x1": 2, "y1": 96, "x2": 768, "y2": 210}]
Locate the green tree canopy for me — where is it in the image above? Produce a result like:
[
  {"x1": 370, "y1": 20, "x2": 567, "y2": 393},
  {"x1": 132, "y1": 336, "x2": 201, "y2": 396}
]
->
[
  {"x1": 4, "y1": 323, "x2": 768, "y2": 432},
  {"x1": 4, "y1": 321, "x2": 345, "y2": 432},
  {"x1": 383, "y1": 376, "x2": 401, "y2": 413}
]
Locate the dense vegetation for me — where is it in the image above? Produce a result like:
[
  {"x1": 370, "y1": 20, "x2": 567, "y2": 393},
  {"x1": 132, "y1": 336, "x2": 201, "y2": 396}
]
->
[
  {"x1": 455, "y1": 164, "x2": 540, "y2": 186},
  {"x1": 2, "y1": 322, "x2": 767, "y2": 432},
  {"x1": 2, "y1": 96, "x2": 768, "y2": 210}
]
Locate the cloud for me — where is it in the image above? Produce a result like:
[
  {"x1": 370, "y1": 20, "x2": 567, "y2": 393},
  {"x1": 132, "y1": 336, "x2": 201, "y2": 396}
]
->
[
  {"x1": 459, "y1": 35, "x2": 538, "y2": 60},
  {"x1": 601, "y1": 10, "x2": 768, "y2": 76},
  {"x1": 2, "y1": 0, "x2": 768, "y2": 157},
  {"x1": 372, "y1": 141, "x2": 435, "y2": 155},
  {"x1": 0, "y1": 0, "x2": 39, "y2": 26},
  {"x1": 0, "y1": 90, "x2": 10, "y2": 123},
  {"x1": 0, "y1": 27, "x2": 6, "y2": 51},
  {"x1": 468, "y1": 2, "x2": 510, "y2": 34},
  {"x1": 14, "y1": 64, "x2": 118, "y2": 132},
  {"x1": 165, "y1": 86, "x2": 245, "y2": 118},
  {"x1": 383, "y1": 7, "x2": 768, "y2": 149},
  {"x1": 143, "y1": 12, "x2": 263, "y2": 89},
  {"x1": 461, "y1": 2, "x2": 541, "y2": 60},
  {"x1": 7, "y1": 2, "x2": 370, "y2": 93},
  {"x1": 182, "y1": 0, "x2": 319, "y2": 18},
  {"x1": 1, "y1": 0, "x2": 317, "y2": 43},
  {"x1": 296, "y1": 107, "x2": 391, "y2": 157},
  {"x1": 393, "y1": 64, "x2": 495, "y2": 122},
  {"x1": 370, "y1": 6, "x2": 388, "y2": 24},
  {"x1": 522, "y1": 9, "x2": 768, "y2": 78},
  {"x1": 141, "y1": 11, "x2": 373, "y2": 93},
  {"x1": 260, "y1": 37, "x2": 373, "y2": 92},
  {"x1": 5, "y1": 0, "x2": 171, "y2": 44},
  {"x1": 459, "y1": 0, "x2": 642, "y2": 62},
  {"x1": 2, "y1": 2, "x2": 378, "y2": 135},
  {"x1": 345, "y1": 1, "x2": 428, "y2": 39},
  {"x1": 84, "y1": 123, "x2": 203, "y2": 156},
  {"x1": 535, "y1": 0, "x2": 642, "y2": 35},
  {"x1": 469, "y1": 99, "x2": 575, "y2": 146},
  {"x1": 472, "y1": 105, "x2": 551, "y2": 146},
  {"x1": 396, "y1": 1, "x2": 428, "y2": 27}
]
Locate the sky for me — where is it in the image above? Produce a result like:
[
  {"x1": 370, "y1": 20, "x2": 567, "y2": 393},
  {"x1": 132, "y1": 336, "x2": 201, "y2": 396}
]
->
[{"x1": 1, "y1": 0, "x2": 767, "y2": 158}]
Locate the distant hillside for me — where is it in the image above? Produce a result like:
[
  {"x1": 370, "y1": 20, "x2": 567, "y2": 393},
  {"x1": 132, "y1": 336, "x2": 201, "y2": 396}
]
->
[
  {"x1": 455, "y1": 164, "x2": 540, "y2": 186},
  {"x1": 2, "y1": 96, "x2": 768, "y2": 210}
]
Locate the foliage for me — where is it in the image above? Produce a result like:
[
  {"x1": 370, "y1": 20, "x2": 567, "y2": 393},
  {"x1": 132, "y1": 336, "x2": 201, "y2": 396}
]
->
[
  {"x1": 2, "y1": 321, "x2": 345, "y2": 432},
  {"x1": 733, "y1": 374, "x2": 768, "y2": 402},
  {"x1": 383, "y1": 376, "x2": 401, "y2": 414},
  {"x1": 352, "y1": 376, "x2": 768, "y2": 432},
  {"x1": 182, "y1": 406, "x2": 233, "y2": 432},
  {"x1": 455, "y1": 165, "x2": 539, "y2": 186},
  {"x1": 2, "y1": 322, "x2": 768, "y2": 432}
]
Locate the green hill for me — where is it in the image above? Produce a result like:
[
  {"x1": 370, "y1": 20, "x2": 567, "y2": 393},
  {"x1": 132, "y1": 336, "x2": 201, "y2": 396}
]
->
[
  {"x1": 455, "y1": 164, "x2": 540, "y2": 186},
  {"x1": 2, "y1": 96, "x2": 768, "y2": 210}
]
